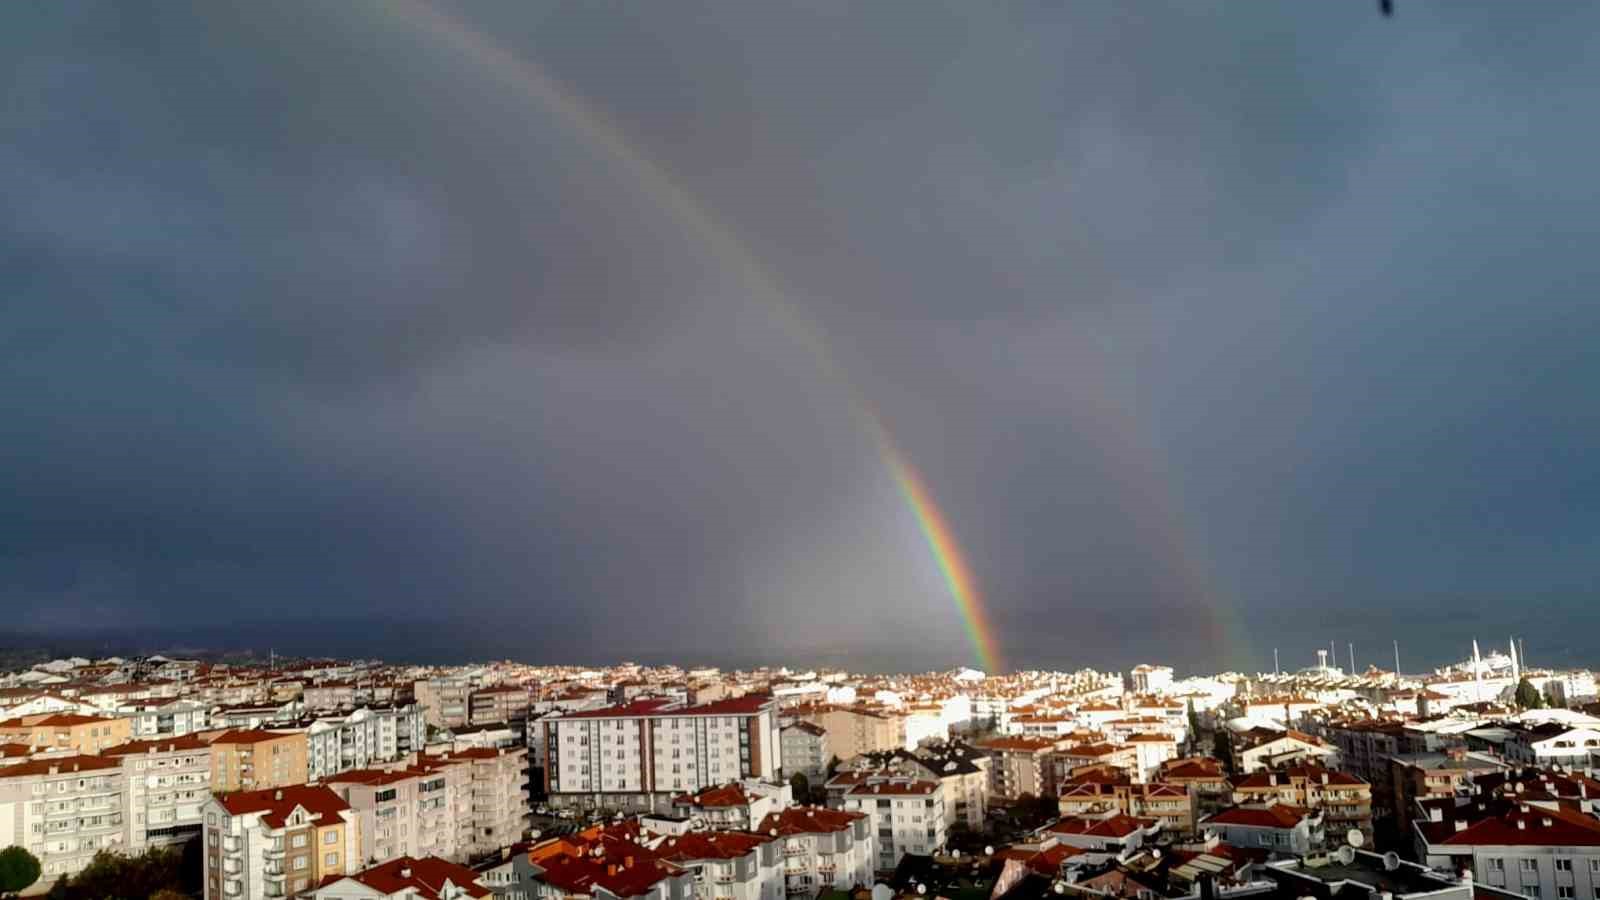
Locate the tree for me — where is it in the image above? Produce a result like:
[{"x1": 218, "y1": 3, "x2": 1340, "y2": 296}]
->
[
  {"x1": 1185, "y1": 699, "x2": 1202, "y2": 752},
  {"x1": 1515, "y1": 679, "x2": 1545, "y2": 710},
  {"x1": 1211, "y1": 727, "x2": 1235, "y2": 775},
  {"x1": 790, "y1": 772, "x2": 811, "y2": 802},
  {"x1": 0, "y1": 846, "x2": 41, "y2": 897}
]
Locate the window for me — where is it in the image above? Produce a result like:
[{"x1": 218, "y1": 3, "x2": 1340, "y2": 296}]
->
[
  {"x1": 325, "y1": 853, "x2": 338, "y2": 866},
  {"x1": 324, "y1": 830, "x2": 338, "y2": 844},
  {"x1": 1558, "y1": 860, "x2": 1574, "y2": 873},
  {"x1": 1522, "y1": 860, "x2": 1539, "y2": 873},
  {"x1": 1559, "y1": 888, "x2": 1574, "y2": 900},
  {"x1": 294, "y1": 857, "x2": 309, "y2": 870},
  {"x1": 292, "y1": 834, "x2": 308, "y2": 848},
  {"x1": 1489, "y1": 859, "x2": 1505, "y2": 872}
]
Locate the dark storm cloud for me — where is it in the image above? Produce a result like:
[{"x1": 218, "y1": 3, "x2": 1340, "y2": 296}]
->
[{"x1": 5, "y1": 1, "x2": 1600, "y2": 671}]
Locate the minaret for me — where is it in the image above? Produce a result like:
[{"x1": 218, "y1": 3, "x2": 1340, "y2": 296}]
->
[
  {"x1": 1510, "y1": 637, "x2": 1520, "y2": 684},
  {"x1": 1393, "y1": 640, "x2": 1401, "y2": 678},
  {"x1": 1472, "y1": 640, "x2": 1483, "y2": 702}
]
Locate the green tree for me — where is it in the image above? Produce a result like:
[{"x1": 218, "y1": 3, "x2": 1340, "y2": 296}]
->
[
  {"x1": 790, "y1": 772, "x2": 811, "y2": 802},
  {"x1": 1515, "y1": 679, "x2": 1545, "y2": 710},
  {"x1": 0, "y1": 846, "x2": 42, "y2": 897},
  {"x1": 1186, "y1": 699, "x2": 1202, "y2": 752}
]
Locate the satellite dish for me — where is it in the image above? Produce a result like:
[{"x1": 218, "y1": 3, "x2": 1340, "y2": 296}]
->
[
  {"x1": 1335, "y1": 846, "x2": 1355, "y2": 865},
  {"x1": 986, "y1": 846, "x2": 995, "y2": 856},
  {"x1": 1151, "y1": 849, "x2": 1162, "y2": 859},
  {"x1": 1383, "y1": 852, "x2": 1401, "y2": 872},
  {"x1": 918, "y1": 886, "x2": 928, "y2": 896},
  {"x1": 1346, "y1": 829, "x2": 1365, "y2": 848},
  {"x1": 531, "y1": 829, "x2": 543, "y2": 840},
  {"x1": 952, "y1": 850, "x2": 961, "y2": 859}
]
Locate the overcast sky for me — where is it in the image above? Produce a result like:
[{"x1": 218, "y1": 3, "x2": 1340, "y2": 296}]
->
[{"x1": 5, "y1": 2, "x2": 1599, "y2": 673}]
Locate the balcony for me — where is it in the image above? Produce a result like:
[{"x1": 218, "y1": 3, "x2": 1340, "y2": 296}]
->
[{"x1": 783, "y1": 845, "x2": 807, "y2": 857}]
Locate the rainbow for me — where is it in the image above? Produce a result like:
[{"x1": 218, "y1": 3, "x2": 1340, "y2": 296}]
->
[{"x1": 386, "y1": 0, "x2": 1007, "y2": 673}]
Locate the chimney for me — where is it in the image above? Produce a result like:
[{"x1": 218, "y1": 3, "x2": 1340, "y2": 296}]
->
[
  {"x1": 1430, "y1": 807, "x2": 1443, "y2": 823},
  {"x1": 274, "y1": 790, "x2": 283, "y2": 800},
  {"x1": 1516, "y1": 820, "x2": 1526, "y2": 830},
  {"x1": 1453, "y1": 820, "x2": 1467, "y2": 832},
  {"x1": 400, "y1": 865, "x2": 412, "y2": 878}
]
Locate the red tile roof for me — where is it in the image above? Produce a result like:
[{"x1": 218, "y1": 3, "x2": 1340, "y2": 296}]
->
[
  {"x1": 207, "y1": 728, "x2": 297, "y2": 745},
  {"x1": 0, "y1": 754, "x2": 121, "y2": 779},
  {"x1": 1440, "y1": 805, "x2": 1600, "y2": 848},
  {"x1": 1205, "y1": 804, "x2": 1313, "y2": 829},
  {"x1": 757, "y1": 806, "x2": 864, "y2": 836},
  {"x1": 674, "y1": 783, "x2": 752, "y2": 808},
  {"x1": 215, "y1": 785, "x2": 350, "y2": 829},
  {"x1": 102, "y1": 735, "x2": 211, "y2": 756},
  {"x1": 1046, "y1": 814, "x2": 1147, "y2": 838},
  {"x1": 318, "y1": 856, "x2": 490, "y2": 899}
]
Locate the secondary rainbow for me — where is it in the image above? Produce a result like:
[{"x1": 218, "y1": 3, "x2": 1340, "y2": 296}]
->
[{"x1": 387, "y1": 0, "x2": 1008, "y2": 672}]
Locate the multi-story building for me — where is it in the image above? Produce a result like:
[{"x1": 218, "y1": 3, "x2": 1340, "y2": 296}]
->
[
  {"x1": 1385, "y1": 750, "x2": 1507, "y2": 835},
  {"x1": 470, "y1": 686, "x2": 531, "y2": 727},
  {"x1": 1416, "y1": 795, "x2": 1600, "y2": 899},
  {"x1": 1231, "y1": 765, "x2": 1372, "y2": 844},
  {"x1": 786, "y1": 706, "x2": 905, "y2": 763},
  {"x1": 208, "y1": 729, "x2": 310, "y2": 793},
  {"x1": 543, "y1": 696, "x2": 779, "y2": 812},
  {"x1": 670, "y1": 781, "x2": 790, "y2": 832},
  {"x1": 103, "y1": 735, "x2": 212, "y2": 853},
  {"x1": 647, "y1": 829, "x2": 783, "y2": 900},
  {"x1": 416, "y1": 677, "x2": 474, "y2": 731},
  {"x1": 1158, "y1": 757, "x2": 1232, "y2": 816},
  {"x1": 431, "y1": 747, "x2": 528, "y2": 860},
  {"x1": 327, "y1": 764, "x2": 462, "y2": 865},
  {"x1": 302, "y1": 704, "x2": 427, "y2": 781},
  {"x1": 203, "y1": 785, "x2": 360, "y2": 900},
  {"x1": 1041, "y1": 813, "x2": 1153, "y2": 854},
  {"x1": 779, "y1": 723, "x2": 828, "y2": 782},
  {"x1": 1056, "y1": 768, "x2": 1197, "y2": 834},
  {"x1": 1130, "y1": 665, "x2": 1174, "y2": 695},
  {"x1": 0, "y1": 713, "x2": 132, "y2": 754},
  {"x1": 842, "y1": 777, "x2": 946, "y2": 873},
  {"x1": 974, "y1": 736, "x2": 1061, "y2": 799},
  {"x1": 909, "y1": 741, "x2": 988, "y2": 831},
  {"x1": 1235, "y1": 729, "x2": 1340, "y2": 774},
  {"x1": 1202, "y1": 804, "x2": 1324, "y2": 855},
  {"x1": 302, "y1": 682, "x2": 358, "y2": 713},
  {"x1": 116, "y1": 699, "x2": 210, "y2": 738},
  {"x1": 0, "y1": 754, "x2": 125, "y2": 888},
  {"x1": 1320, "y1": 720, "x2": 1404, "y2": 784},
  {"x1": 310, "y1": 855, "x2": 493, "y2": 900},
  {"x1": 755, "y1": 806, "x2": 874, "y2": 895}
]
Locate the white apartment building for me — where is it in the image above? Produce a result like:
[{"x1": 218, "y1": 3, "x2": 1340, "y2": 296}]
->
[
  {"x1": 1201, "y1": 804, "x2": 1324, "y2": 855},
  {"x1": 543, "y1": 696, "x2": 780, "y2": 811},
  {"x1": 670, "y1": 781, "x2": 792, "y2": 832},
  {"x1": 429, "y1": 747, "x2": 528, "y2": 860},
  {"x1": 1417, "y1": 799, "x2": 1600, "y2": 900},
  {"x1": 416, "y1": 677, "x2": 475, "y2": 731},
  {"x1": 0, "y1": 755, "x2": 125, "y2": 888},
  {"x1": 304, "y1": 703, "x2": 428, "y2": 781},
  {"x1": 755, "y1": 806, "x2": 874, "y2": 896},
  {"x1": 310, "y1": 855, "x2": 493, "y2": 900},
  {"x1": 328, "y1": 764, "x2": 463, "y2": 865},
  {"x1": 203, "y1": 785, "x2": 361, "y2": 900},
  {"x1": 841, "y1": 777, "x2": 946, "y2": 874},
  {"x1": 1131, "y1": 665, "x2": 1174, "y2": 695},
  {"x1": 104, "y1": 735, "x2": 212, "y2": 853},
  {"x1": 647, "y1": 830, "x2": 784, "y2": 900},
  {"x1": 117, "y1": 698, "x2": 210, "y2": 738}
]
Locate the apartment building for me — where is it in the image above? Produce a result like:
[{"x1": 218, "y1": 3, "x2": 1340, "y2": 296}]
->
[
  {"x1": 1056, "y1": 768, "x2": 1197, "y2": 834},
  {"x1": 975, "y1": 736, "x2": 1061, "y2": 799},
  {"x1": 303, "y1": 704, "x2": 428, "y2": 781},
  {"x1": 1042, "y1": 813, "x2": 1152, "y2": 854},
  {"x1": 910, "y1": 741, "x2": 988, "y2": 831},
  {"x1": 1320, "y1": 720, "x2": 1404, "y2": 784},
  {"x1": 755, "y1": 806, "x2": 875, "y2": 895},
  {"x1": 208, "y1": 729, "x2": 310, "y2": 792},
  {"x1": 1235, "y1": 729, "x2": 1339, "y2": 774},
  {"x1": 543, "y1": 696, "x2": 779, "y2": 812},
  {"x1": 1231, "y1": 765, "x2": 1372, "y2": 844},
  {"x1": 647, "y1": 830, "x2": 783, "y2": 900},
  {"x1": 670, "y1": 781, "x2": 790, "y2": 832},
  {"x1": 1385, "y1": 750, "x2": 1506, "y2": 834},
  {"x1": 1130, "y1": 665, "x2": 1174, "y2": 695},
  {"x1": 786, "y1": 706, "x2": 904, "y2": 762},
  {"x1": 520, "y1": 826, "x2": 695, "y2": 900},
  {"x1": 779, "y1": 723, "x2": 828, "y2": 782},
  {"x1": 1416, "y1": 796, "x2": 1600, "y2": 900},
  {"x1": 842, "y1": 777, "x2": 947, "y2": 873},
  {"x1": 416, "y1": 677, "x2": 474, "y2": 731},
  {"x1": 104, "y1": 735, "x2": 212, "y2": 852},
  {"x1": 470, "y1": 686, "x2": 532, "y2": 727},
  {"x1": 302, "y1": 682, "x2": 358, "y2": 712},
  {"x1": 310, "y1": 855, "x2": 493, "y2": 900},
  {"x1": 1201, "y1": 804, "x2": 1324, "y2": 855},
  {"x1": 1158, "y1": 757, "x2": 1232, "y2": 816},
  {"x1": 203, "y1": 785, "x2": 360, "y2": 900},
  {"x1": 0, "y1": 754, "x2": 125, "y2": 888},
  {"x1": 0, "y1": 712, "x2": 132, "y2": 754},
  {"x1": 117, "y1": 698, "x2": 209, "y2": 738},
  {"x1": 431, "y1": 747, "x2": 529, "y2": 860},
  {"x1": 327, "y1": 764, "x2": 462, "y2": 864}
]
